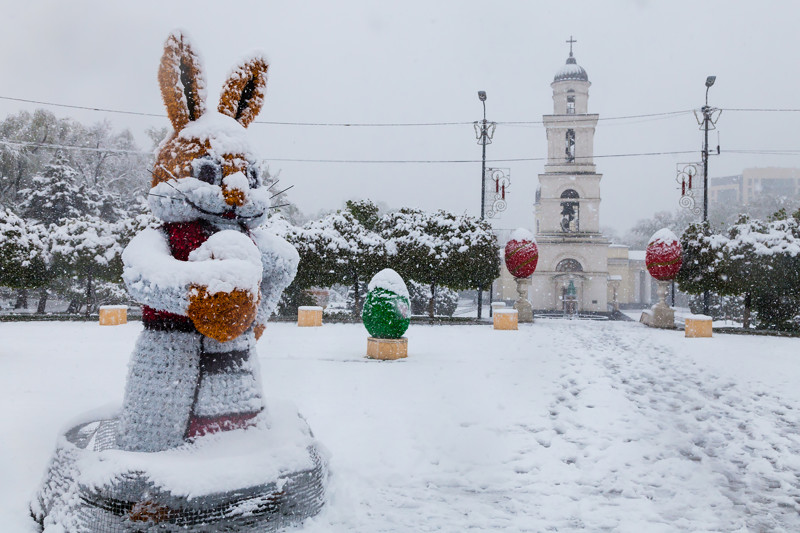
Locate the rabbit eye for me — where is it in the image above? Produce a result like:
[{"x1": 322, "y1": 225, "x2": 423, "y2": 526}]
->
[{"x1": 193, "y1": 158, "x2": 221, "y2": 184}]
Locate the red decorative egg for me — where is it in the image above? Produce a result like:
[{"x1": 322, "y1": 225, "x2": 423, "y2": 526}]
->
[
  {"x1": 505, "y1": 238, "x2": 539, "y2": 279},
  {"x1": 646, "y1": 229, "x2": 682, "y2": 281}
]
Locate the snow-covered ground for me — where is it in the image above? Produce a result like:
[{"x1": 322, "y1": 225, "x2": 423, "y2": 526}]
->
[{"x1": 3, "y1": 319, "x2": 800, "y2": 531}]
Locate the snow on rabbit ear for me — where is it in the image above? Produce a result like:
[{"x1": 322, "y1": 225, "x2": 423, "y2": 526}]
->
[
  {"x1": 218, "y1": 53, "x2": 268, "y2": 128},
  {"x1": 158, "y1": 30, "x2": 208, "y2": 131}
]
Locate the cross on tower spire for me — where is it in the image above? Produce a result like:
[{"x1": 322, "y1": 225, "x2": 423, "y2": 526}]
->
[{"x1": 566, "y1": 35, "x2": 577, "y2": 57}]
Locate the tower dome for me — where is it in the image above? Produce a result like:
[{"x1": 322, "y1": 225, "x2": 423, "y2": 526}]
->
[{"x1": 553, "y1": 53, "x2": 589, "y2": 83}]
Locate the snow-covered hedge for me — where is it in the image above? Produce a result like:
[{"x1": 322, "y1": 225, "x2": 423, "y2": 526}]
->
[{"x1": 678, "y1": 210, "x2": 800, "y2": 331}]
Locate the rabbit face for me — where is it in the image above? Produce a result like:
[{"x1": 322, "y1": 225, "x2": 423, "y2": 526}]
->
[{"x1": 148, "y1": 31, "x2": 270, "y2": 230}]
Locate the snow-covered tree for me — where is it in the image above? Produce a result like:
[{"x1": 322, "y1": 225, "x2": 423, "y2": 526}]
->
[
  {"x1": 18, "y1": 151, "x2": 90, "y2": 225},
  {"x1": 679, "y1": 210, "x2": 800, "y2": 331},
  {"x1": 345, "y1": 199, "x2": 379, "y2": 230},
  {"x1": 379, "y1": 209, "x2": 499, "y2": 318},
  {"x1": 724, "y1": 211, "x2": 800, "y2": 331},
  {"x1": 0, "y1": 110, "x2": 151, "y2": 208},
  {"x1": 0, "y1": 207, "x2": 49, "y2": 307},
  {"x1": 676, "y1": 221, "x2": 728, "y2": 297},
  {"x1": 291, "y1": 209, "x2": 389, "y2": 317},
  {"x1": 49, "y1": 215, "x2": 126, "y2": 315}
]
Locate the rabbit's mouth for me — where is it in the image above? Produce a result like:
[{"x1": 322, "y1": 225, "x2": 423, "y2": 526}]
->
[{"x1": 180, "y1": 194, "x2": 264, "y2": 222}]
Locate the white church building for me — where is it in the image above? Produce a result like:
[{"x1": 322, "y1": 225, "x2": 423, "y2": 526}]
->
[{"x1": 494, "y1": 43, "x2": 653, "y2": 313}]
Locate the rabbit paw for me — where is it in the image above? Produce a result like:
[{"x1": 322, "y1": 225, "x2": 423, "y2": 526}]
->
[{"x1": 187, "y1": 286, "x2": 257, "y2": 342}]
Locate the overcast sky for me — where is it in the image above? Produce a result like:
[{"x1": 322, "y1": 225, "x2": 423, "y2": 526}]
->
[{"x1": 1, "y1": 1, "x2": 798, "y2": 234}]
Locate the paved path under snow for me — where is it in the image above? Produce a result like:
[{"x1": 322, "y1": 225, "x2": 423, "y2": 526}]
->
[
  {"x1": 3, "y1": 320, "x2": 800, "y2": 532},
  {"x1": 290, "y1": 320, "x2": 800, "y2": 532}
]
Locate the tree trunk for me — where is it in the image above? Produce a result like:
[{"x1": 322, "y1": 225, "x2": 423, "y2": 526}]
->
[
  {"x1": 14, "y1": 288, "x2": 28, "y2": 310},
  {"x1": 428, "y1": 282, "x2": 436, "y2": 319},
  {"x1": 85, "y1": 272, "x2": 94, "y2": 317},
  {"x1": 743, "y1": 293, "x2": 751, "y2": 329},
  {"x1": 36, "y1": 288, "x2": 48, "y2": 314},
  {"x1": 352, "y1": 273, "x2": 360, "y2": 319}
]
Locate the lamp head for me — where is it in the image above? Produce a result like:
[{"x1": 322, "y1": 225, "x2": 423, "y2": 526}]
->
[
  {"x1": 478, "y1": 91, "x2": 487, "y2": 101},
  {"x1": 705, "y1": 76, "x2": 716, "y2": 88}
]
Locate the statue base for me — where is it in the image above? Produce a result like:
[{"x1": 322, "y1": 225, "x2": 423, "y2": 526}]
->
[
  {"x1": 367, "y1": 337, "x2": 408, "y2": 360},
  {"x1": 32, "y1": 402, "x2": 327, "y2": 532}
]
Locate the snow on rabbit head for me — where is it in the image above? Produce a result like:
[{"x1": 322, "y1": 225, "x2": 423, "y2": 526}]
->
[{"x1": 148, "y1": 30, "x2": 271, "y2": 230}]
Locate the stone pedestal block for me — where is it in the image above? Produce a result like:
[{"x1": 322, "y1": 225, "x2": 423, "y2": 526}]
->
[
  {"x1": 298, "y1": 306, "x2": 323, "y2": 327},
  {"x1": 99, "y1": 305, "x2": 127, "y2": 326},
  {"x1": 514, "y1": 277, "x2": 534, "y2": 323},
  {"x1": 640, "y1": 280, "x2": 675, "y2": 329},
  {"x1": 367, "y1": 337, "x2": 408, "y2": 360},
  {"x1": 685, "y1": 316, "x2": 713, "y2": 338},
  {"x1": 493, "y1": 309, "x2": 518, "y2": 330}
]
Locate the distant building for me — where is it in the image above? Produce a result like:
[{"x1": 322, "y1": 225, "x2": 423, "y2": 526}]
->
[
  {"x1": 492, "y1": 43, "x2": 653, "y2": 312},
  {"x1": 494, "y1": 235, "x2": 653, "y2": 310},
  {"x1": 709, "y1": 167, "x2": 800, "y2": 205}
]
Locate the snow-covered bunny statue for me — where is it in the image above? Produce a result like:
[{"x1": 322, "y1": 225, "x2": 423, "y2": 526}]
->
[
  {"x1": 31, "y1": 32, "x2": 325, "y2": 532},
  {"x1": 118, "y1": 31, "x2": 297, "y2": 451}
]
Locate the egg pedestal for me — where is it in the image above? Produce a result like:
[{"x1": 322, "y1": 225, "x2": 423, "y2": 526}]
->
[
  {"x1": 640, "y1": 229, "x2": 682, "y2": 329},
  {"x1": 362, "y1": 269, "x2": 411, "y2": 360},
  {"x1": 513, "y1": 277, "x2": 533, "y2": 323},
  {"x1": 504, "y1": 231, "x2": 539, "y2": 323}
]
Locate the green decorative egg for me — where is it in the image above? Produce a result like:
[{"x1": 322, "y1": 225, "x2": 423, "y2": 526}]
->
[{"x1": 362, "y1": 269, "x2": 411, "y2": 339}]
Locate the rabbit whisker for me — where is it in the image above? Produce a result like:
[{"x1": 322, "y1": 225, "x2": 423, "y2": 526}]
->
[
  {"x1": 269, "y1": 184, "x2": 294, "y2": 200},
  {"x1": 149, "y1": 165, "x2": 266, "y2": 220}
]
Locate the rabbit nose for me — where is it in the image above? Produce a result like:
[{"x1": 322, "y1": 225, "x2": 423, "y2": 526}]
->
[{"x1": 222, "y1": 172, "x2": 248, "y2": 207}]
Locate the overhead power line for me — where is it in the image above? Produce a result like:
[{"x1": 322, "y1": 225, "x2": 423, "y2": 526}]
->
[
  {"x1": 723, "y1": 108, "x2": 800, "y2": 113},
  {"x1": 4, "y1": 138, "x2": 800, "y2": 163},
  {"x1": 1, "y1": 94, "x2": 799, "y2": 128},
  {"x1": 266, "y1": 150, "x2": 703, "y2": 163},
  {"x1": 0, "y1": 139, "x2": 699, "y2": 162},
  {"x1": 0, "y1": 95, "x2": 697, "y2": 127},
  {"x1": 0, "y1": 96, "x2": 163, "y2": 118},
  {"x1": 0, "y1": 139, "x2": 148, "y2": 155}
]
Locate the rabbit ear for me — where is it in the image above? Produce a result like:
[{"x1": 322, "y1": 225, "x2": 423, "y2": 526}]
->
[
  {"x1": 158, "y1": 31, "x2": 207, "y2": 131},
  {"x1": 217, "y1": 55, "x2": 268, "y2": 128}
]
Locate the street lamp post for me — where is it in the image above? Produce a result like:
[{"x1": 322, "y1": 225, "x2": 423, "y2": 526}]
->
[
  {"x1": 701, "y1": 75, "x2": 716, "y2": 315},
  {"x1": 474, "y1": 91, "x2": 496, "y2": 319},
  {"x1": 479, "y1": 91, "x2": 487, "y2": 220},
  {"x1": 701, "y1": 75, "x2": 716, "y2": 223}
]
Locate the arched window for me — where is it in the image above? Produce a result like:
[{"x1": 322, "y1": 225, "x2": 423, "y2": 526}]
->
[
  {"x1": 556, "y1": 258, "x2": 583, "y2": 272},
  {"x1": 559, "y1": 189, "x2": 579, "y2": 232},
  {"x1": 565, "y1": 129, "x2": 576, "y2": 162},
  {"x1": 566, "y1": 95, "x2": 575, "y2": 114}
]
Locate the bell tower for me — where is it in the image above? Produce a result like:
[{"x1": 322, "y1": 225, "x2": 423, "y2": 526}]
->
[{"x1": 531, "y1": 38, "x2": 610, "y2": 313}]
